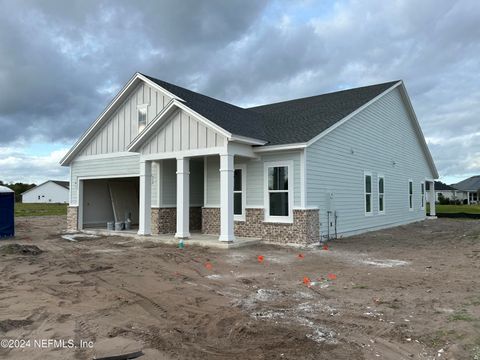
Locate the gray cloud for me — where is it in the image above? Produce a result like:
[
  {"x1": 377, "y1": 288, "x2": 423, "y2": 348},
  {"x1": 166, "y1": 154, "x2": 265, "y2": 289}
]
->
[{"x1": 0, "y1": 0, "x2": 479, "y2": 183}]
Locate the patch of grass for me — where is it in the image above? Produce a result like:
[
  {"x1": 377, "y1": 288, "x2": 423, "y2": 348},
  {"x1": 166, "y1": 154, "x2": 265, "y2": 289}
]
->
[
  {"x1": 427, "y1": 204, "x2": 480, "y2": 214},
  {"x1": 467, "y1": 295, "x2": 480, "y2": 306},
  {"x1": 449, "y1": 310, "x2": 475, "y2": 322},
  {"x1": 15, "y1": 203, "x2": 68, "y2": 217}
]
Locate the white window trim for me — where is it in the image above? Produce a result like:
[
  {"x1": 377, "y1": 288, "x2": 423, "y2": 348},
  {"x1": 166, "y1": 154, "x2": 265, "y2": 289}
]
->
[
  {"x1": 378, "y1": 174, "x2": 385, "y2": 215},
  {"x1": 234, "y1": 164, "x2": 246, "y2": 222},
  {"x1": 264, "y1": 160, "x2": 294, "y2": 223},
  {"x1": 364, "y1": 171, "x2": 373, "y2": 216},
  {"x1": 408, "y1": 179, "x2": 414, "y2": 211},
  {"x1": 420, "y1": 181, "x2": 425, "y2": 210},
  {"x1": 137, "y1": 104, "x2": 148, "y2": 132}
]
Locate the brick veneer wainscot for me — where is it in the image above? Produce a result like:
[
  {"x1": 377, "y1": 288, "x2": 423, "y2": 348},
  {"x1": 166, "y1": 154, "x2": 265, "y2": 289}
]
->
[
  {"x1": 201, "y1": 207, "x2": 320, "y2": 245},
  {"x1": 151, "y1": 207, "x2": 202, "y2": 235},
  {"x1": 67, "y1": 206, "x2": 79, "y2": 231}
]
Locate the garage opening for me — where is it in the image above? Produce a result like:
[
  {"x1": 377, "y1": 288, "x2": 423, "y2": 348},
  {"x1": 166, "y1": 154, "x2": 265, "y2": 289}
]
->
[{"x1": 82, "y1": 177, "x2": 139, "y2": 230}]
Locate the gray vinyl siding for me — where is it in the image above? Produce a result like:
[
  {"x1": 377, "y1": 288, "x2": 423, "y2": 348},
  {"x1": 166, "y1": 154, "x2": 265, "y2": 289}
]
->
[
  {"x1": 205, "y1": 152, "x2": 301, "y2": 208},
  {"x1": 157, "y1": 158, "x2": 204, "y2": 207},
  {"x1": 79, "y1": 82, "x2": 171, "y2": 156},
  {"x1": 70, "y1": 154, "x2": 140, "y2": 205},
  {"x1": 205, "y1": 156, "x2": 220, "y2": 206},
  {"x1": 140, "y1": 109, "x2": 226, "y2": 155},
  {"x1": 306, "y1": 87, "x2": 435, "y2": 237}
]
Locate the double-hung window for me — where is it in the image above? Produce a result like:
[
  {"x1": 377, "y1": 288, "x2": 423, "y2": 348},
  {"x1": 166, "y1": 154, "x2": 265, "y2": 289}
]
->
[
  {"x1": 137, "y1": 104, "x2": 148, "y2": 132},
  {"x1": 408, "y1": 180, "x2": 413, "y2": 210},
  {"x1": 420, "y1": 182, "x2": 425, "y2": 210},
  {"x1": 364, "y1": 172, "x2": 372, "y2": 215},
  {"x1": 265, "y1": 161, "x2": 293, "y2": 222},
  {"x1": 378, "y1": 175, "x2": 385, "y2": 214},
  {"x1": 234, "y1": 165, "x2": 246, "y2": 221}
]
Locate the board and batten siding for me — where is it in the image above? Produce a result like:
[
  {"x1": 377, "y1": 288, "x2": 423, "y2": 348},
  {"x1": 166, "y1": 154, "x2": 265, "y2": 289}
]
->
[
  {"x1": 70, "y1": 154, "x2": 141, "y2": 205},
  {"x1": 306, "y1": 87, "x2": 435, "y2": 237},
  {"x1": 140, "y1": 109, "x2": 226, "y2": 155},
  {"x1": 79, "y1": 83, "x2": 171, "y2": 156},
  {"x1": 205, "y1": 152, "x2": 302, "y2": 208}
]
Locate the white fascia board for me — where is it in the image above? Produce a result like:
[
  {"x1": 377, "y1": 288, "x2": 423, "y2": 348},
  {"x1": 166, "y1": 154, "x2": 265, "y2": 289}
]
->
[
  {"x1": 173, "y1": 100, "x2": 232, "y2": 139},
  {"x1": 229, "y1": 134, "x2": 267, "y2": 145},
  {"x1": 397, "y1": 82, "x2": 439, "y2": 179},
  {"x1": 127, "y1": 98, "x2": 234, "y2": 153},
  {"x1": 136, "y1": 73, "x2": 185, "y2": 102},
  {"x1": 305, "y1": 81, "x2": 402, "y2": 148},
  {"x1": 253, "y1": 143, "x2": 307, "y2": 153}
]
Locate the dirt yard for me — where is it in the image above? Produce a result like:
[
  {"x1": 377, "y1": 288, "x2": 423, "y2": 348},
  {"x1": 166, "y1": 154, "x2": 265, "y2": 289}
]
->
[{"x1": 0, "y1": 217, "x2": 479, "y2": 359}]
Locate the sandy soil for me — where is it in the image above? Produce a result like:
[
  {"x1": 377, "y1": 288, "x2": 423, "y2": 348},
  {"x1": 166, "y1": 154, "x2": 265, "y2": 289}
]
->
[{"x1": 0, "y1": 216, "x2": 479, "y2": 359}]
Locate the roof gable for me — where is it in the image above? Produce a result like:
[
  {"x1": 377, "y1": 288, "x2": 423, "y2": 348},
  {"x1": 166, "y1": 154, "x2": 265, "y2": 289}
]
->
[
  {"x1": 136, "y1": 107, "x2": 227, "y2": 155},
  {"x1": 21, "y1": 180, "x2": 69, "y2": 195}
]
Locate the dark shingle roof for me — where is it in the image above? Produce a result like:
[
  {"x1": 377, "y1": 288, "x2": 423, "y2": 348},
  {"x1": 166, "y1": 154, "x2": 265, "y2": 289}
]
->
[
  {"x1": 143, "y1": 74, "x2": 399, "y2": 145},
  {"x1": 51, "y1": 180, "x2": 69, "y2": 189},
  {"x1": 452, "y1": 176, "x2": 480, "y2": 191},
  {"x1": 434, "y1": 181, "x2": 455, "y2": 191}
]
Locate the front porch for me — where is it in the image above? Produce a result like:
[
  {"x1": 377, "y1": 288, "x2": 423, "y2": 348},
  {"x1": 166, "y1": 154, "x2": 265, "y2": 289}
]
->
[
  {"x1": 82, "y1": 228, "x2": 261, "y2": 249},
  {"x1": 138, "y1": 143, "x2": 257, "y2": 243}
]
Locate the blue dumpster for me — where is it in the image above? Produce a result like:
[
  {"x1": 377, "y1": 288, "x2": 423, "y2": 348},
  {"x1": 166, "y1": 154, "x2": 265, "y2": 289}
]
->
[{"x1": 0, "y1": 186, "x2": 14, "y2": 238}]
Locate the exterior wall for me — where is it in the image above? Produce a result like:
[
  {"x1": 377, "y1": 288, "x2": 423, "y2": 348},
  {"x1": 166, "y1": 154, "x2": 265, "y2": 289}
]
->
[
  {"x1": 430, "y1": 190, "x2": 469, "y2": 202},
  {"x1": 70, "y1": 154, "x2": 140, "y2": 205},
  {"x1": 22, "y1": 182, "x2": 69, "y2": 203},
  {"x1": 157, "y1": 158, "x2": 204, "y2": 207},
  {"x1": 67, "y1": 206, "x2": 78, "y2": 231},
  {"x1": 79, "y1": 82, "x2": 171, "y2": 156},
  {"x1": 306, "y1": 87, "x2": 436, "y2": 238},
  {"x1": 140, "y1": 109, "x2": 226, "y2": 155},
  {"x1": 205, "y1": 152, "x2": 302, "y2": 207},
  {"x1": 202, "y1": 207, "x2": 319, "y2": 245},
  {"x1": 151, "y1": 206, "x2": 202, "y2": 234}
]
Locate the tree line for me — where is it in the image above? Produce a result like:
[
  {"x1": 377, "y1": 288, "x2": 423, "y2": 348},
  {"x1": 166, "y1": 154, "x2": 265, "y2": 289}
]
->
[{"x1": 0, "y1": 181, "x2": 36, "y2": 202}]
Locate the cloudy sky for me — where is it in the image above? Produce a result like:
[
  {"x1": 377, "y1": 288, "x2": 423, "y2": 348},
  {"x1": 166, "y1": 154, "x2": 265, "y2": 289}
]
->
[{"x1": 0, "y1": 0, "x2": 479, "y2": 185}]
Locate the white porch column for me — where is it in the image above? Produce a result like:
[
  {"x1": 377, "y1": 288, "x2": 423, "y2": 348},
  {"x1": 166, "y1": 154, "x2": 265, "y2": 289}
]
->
[
  {"x1": 138, "y1": 160, "x2": 152, "y2": 235},
  {"x1": 467, "y1": 192, "x2": 470, "y2": 205},
  {"x1": 429, "y1": 181, "x2": 436, "y2": 217},
  {"x1": 175, "y1": 157, "x2": 190, "y2": 239},
  {"x1": 219, "y1": 153, "x2": 235, "y2": 242}
]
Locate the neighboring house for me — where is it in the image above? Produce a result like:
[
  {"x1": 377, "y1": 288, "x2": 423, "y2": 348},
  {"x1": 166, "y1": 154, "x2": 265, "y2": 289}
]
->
[
  {"x1": 22, "y1": 180, "x2": 69, "y2": 203},
  {"x1": 60, "y1": 73, "x2": 438, "y2": 244},
  {"x1": 426, "y1": 181, "x2": 469, "y2": 203},
  {"x1": 452, "y1": 176, "x2": 480, "y2": 204}
]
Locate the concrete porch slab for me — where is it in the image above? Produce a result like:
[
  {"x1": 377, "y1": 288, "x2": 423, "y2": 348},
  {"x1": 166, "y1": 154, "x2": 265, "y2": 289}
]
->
[{"x1": 79, "y1": 229, "x2": 261, "y2": 249}]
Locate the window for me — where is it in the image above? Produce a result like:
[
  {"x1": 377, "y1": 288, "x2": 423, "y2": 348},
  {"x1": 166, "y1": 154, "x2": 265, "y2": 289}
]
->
[
  {"x1": 234, "y1": 165, "x2": 246, "y2": 221},
  {"x1": 378, "y1": 175, "x2": 385, "y2": 214},
  {"x1": 265, "y1": 161, "x2": 293, "y2": 222},
  {"x1": 364, "y1": 173, "x2": 372, "y2": 215},
  {"x1": 137, "y1": 105, "x2": 147, "y2": 132},
  {"x1": 38, "y1": 195, "x2": 40, "y2": 200},
  {"x1": 408, "y1": 180, "x2": 413, "y2": 210},
  {"x1": 420, "y1": 182, "x2": 425, "y2": 209}
]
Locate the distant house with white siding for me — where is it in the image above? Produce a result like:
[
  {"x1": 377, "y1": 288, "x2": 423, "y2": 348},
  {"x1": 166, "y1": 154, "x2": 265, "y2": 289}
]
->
[
  {"x1": 452, "y1": 176, "x2": 480, "y2": 204},
  {"x1": 60, "y1": 73, "x2": 438, "y2": 244},
  {"x1": 22, "y1": 180, "x2": 69, "y2": 203},
  {"x1": 426, "y1": 181, "x2": 469, "y2": 203}
]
